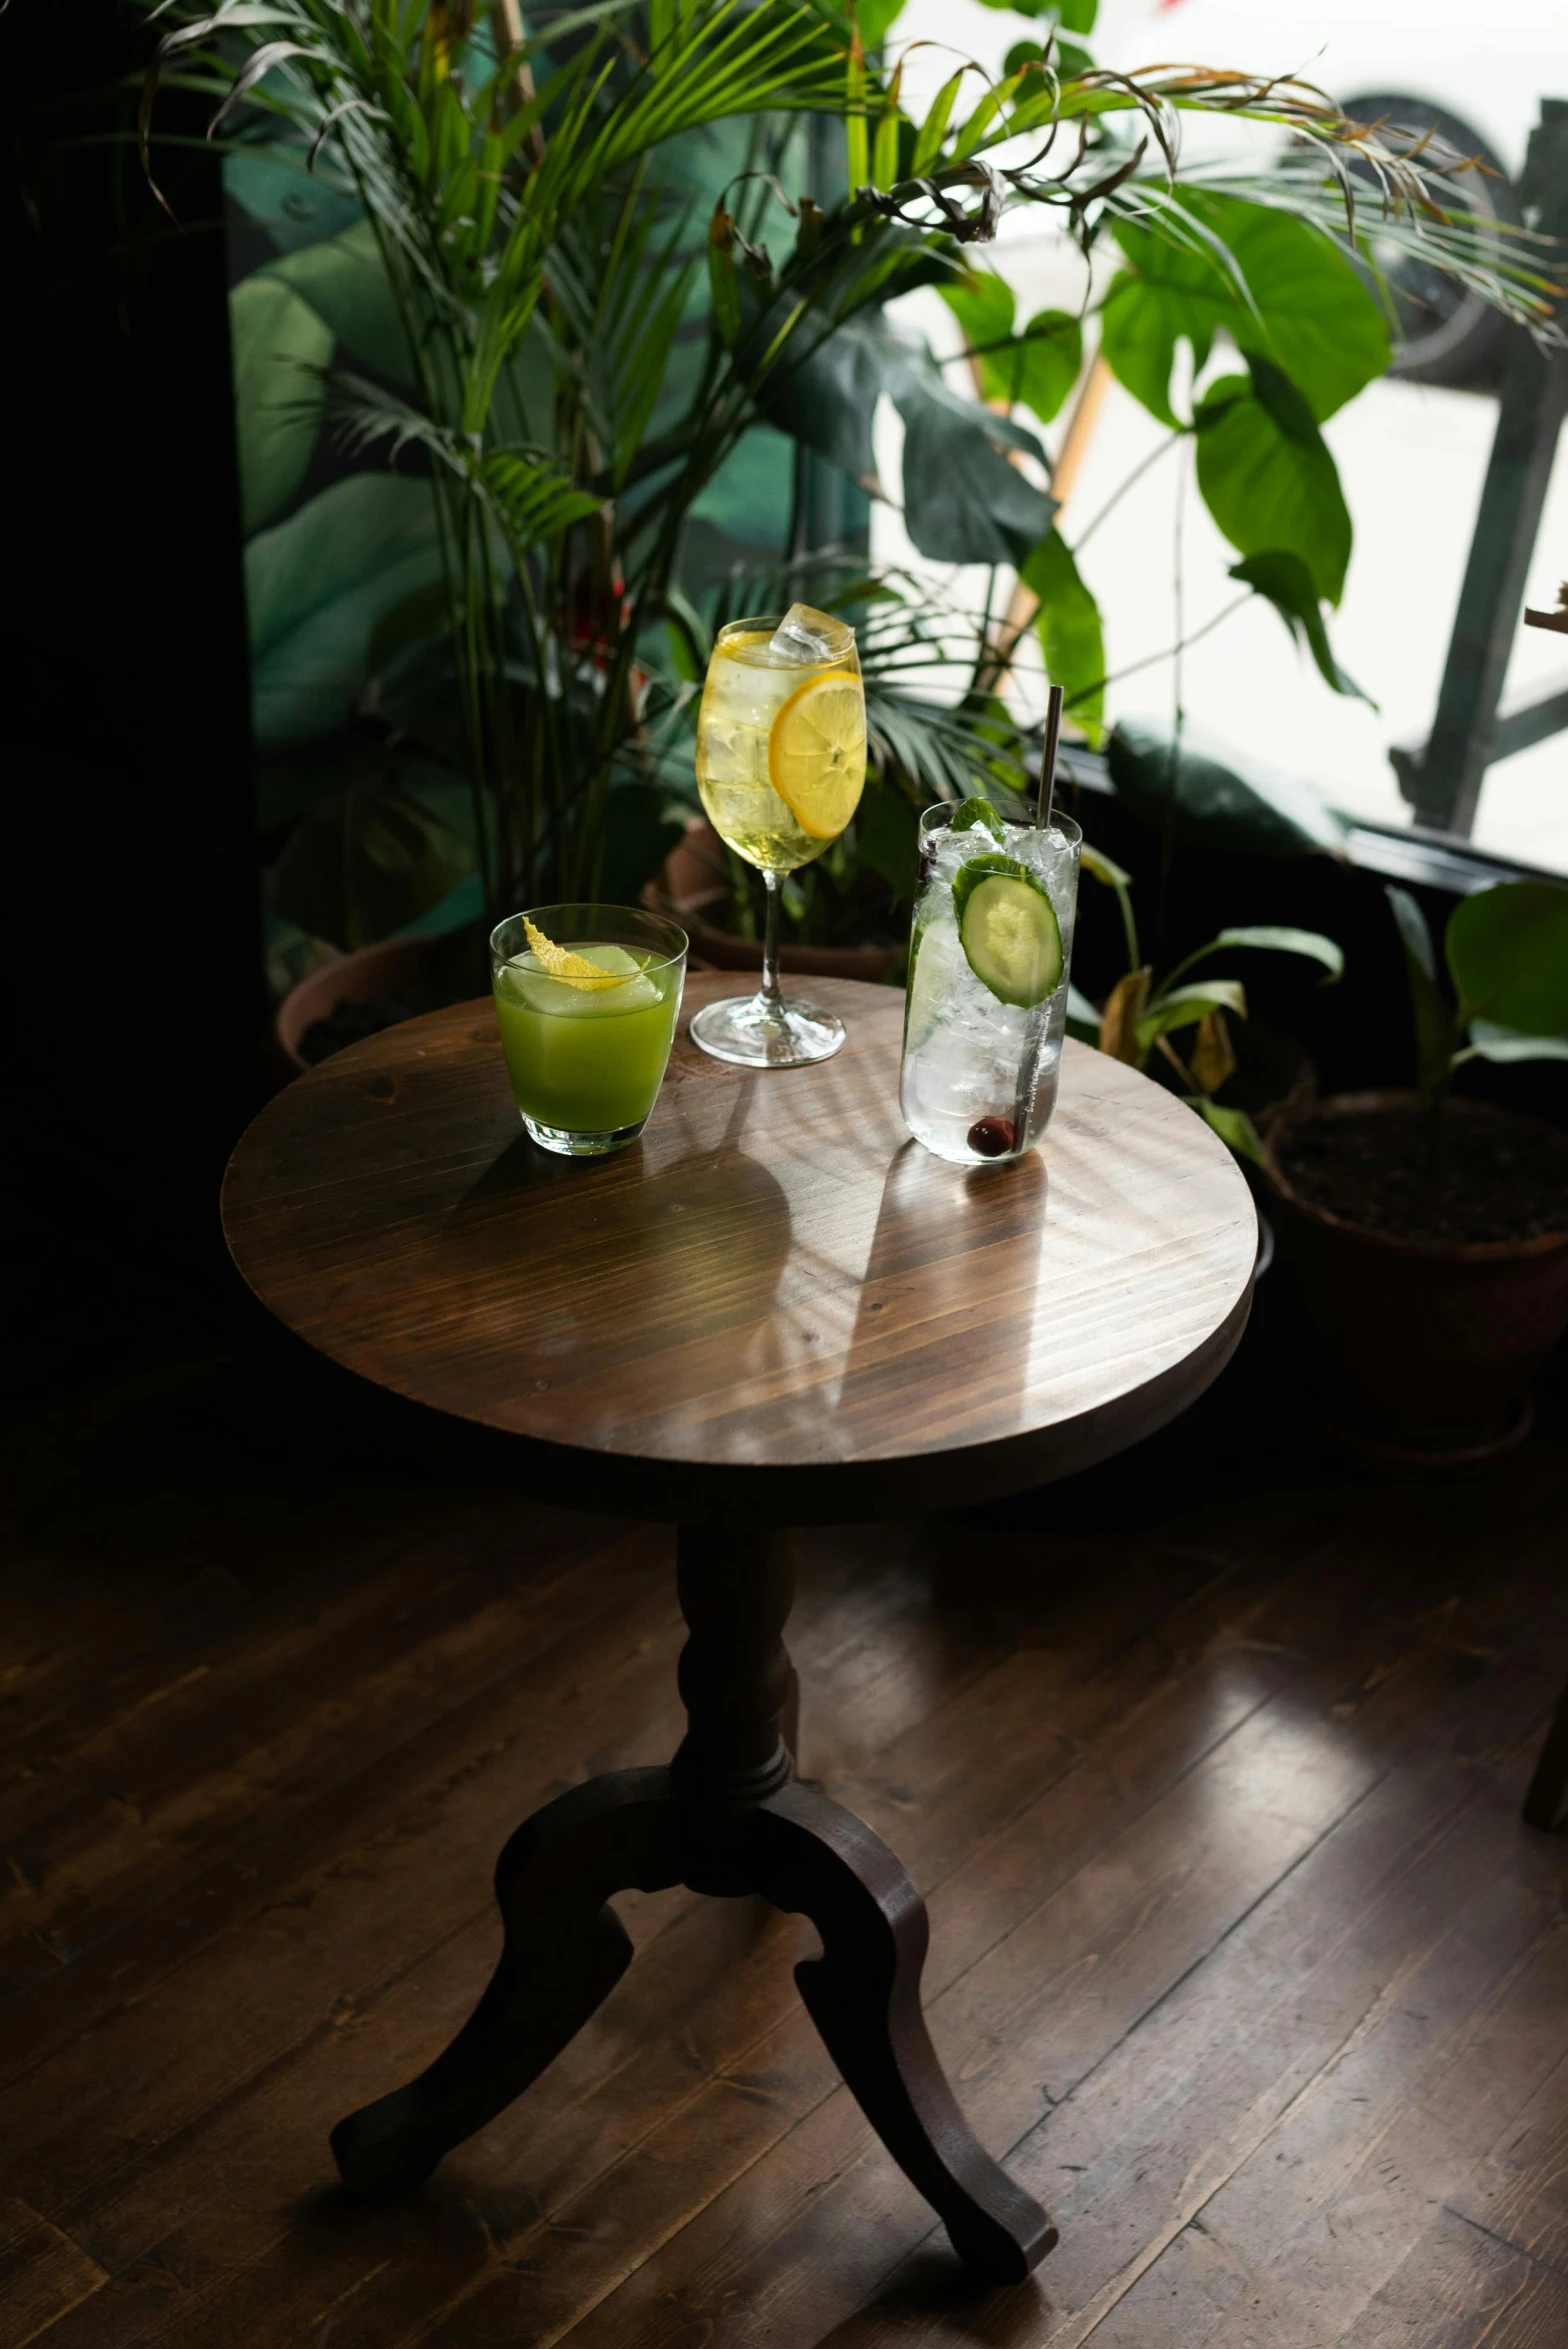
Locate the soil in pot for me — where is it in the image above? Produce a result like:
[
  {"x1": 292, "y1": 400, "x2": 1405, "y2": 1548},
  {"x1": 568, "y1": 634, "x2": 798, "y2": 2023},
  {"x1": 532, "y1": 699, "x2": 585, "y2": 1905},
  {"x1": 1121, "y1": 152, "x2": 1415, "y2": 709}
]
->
[
  {"x1": 1265, "y1": 1094, "x2": 1568, "y2": 1464},
  {"x1": 1274, "y1": 1101, "x2": 1568, "y2": 1247}
]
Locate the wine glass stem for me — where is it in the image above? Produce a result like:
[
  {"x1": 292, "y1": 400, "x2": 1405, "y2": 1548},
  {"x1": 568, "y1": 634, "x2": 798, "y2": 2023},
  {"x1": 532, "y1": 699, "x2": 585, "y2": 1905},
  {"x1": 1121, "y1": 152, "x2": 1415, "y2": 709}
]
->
[{"x1": 760, "y1": 870, "x2": 784, "y2": 1008}]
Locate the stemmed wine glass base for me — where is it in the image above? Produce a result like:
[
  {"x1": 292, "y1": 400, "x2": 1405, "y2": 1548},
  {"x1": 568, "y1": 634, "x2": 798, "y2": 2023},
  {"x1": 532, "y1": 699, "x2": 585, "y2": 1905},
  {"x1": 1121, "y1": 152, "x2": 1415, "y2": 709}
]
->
[{"x1": 689, "y1": 990, "x2": 846, "y2": 1069}]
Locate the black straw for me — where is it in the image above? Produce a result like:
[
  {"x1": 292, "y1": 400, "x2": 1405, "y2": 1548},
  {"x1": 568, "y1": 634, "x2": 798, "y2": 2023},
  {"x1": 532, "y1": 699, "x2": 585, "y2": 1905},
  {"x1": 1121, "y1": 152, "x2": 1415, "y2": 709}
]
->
[{"x1": 1037, "y1": 684, "x2": 1064, "y2": 831}]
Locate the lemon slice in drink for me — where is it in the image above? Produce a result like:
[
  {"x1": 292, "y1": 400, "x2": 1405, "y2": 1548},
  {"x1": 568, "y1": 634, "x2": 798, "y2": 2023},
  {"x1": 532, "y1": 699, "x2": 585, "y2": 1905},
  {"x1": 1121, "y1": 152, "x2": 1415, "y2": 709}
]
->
[
  {"x1": 522, "y1": 916, "x2": 629, "y2": 991},
  {"x1": 767, "y1": 673, "x2": 867, "y2": 841}
]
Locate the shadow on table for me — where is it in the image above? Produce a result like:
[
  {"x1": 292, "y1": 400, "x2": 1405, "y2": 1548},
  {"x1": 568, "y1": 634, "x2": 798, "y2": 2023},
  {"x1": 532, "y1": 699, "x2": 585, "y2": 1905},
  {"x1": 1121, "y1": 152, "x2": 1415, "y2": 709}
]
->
[
  {"x1": 841, "y1": 1141, "x2": 1048, "y2": 1396},
  {"x1": 458, "y1": 1128, "x2": 582, "y2": 1207}
]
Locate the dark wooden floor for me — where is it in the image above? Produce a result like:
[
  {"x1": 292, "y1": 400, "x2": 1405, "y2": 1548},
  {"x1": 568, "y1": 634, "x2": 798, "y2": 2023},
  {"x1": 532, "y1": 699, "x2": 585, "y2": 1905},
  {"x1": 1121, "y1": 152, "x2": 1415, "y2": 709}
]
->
[{"x1": 3, "y1": 1347, "x2": 1567, "y2": 2349}]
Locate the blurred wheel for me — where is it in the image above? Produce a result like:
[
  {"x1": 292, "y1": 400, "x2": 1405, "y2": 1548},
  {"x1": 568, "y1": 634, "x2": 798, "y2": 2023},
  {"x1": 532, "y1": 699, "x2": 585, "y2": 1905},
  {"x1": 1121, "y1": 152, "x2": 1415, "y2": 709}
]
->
[{"x1": 1340, "y1": 95, "x2": 1519, "y2": 389}]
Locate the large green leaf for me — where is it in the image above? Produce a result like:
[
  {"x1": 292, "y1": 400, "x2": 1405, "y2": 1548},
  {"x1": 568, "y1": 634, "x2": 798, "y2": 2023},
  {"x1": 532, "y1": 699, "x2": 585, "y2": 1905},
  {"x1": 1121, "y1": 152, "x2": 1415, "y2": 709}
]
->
[
  {"x1": 942, "y1": 277, "x2": 1083, "y2": 428},
  {"x1": 940, "y1": 271, "x2": 1014, "y2": 360},
  {"x1": 754, "y1": 312, "x2": 886, "y2": 490},
  {"x1": 247, "y1": 474, "x2": 443, "y2": 749},
  {"x1": 1108, "y1": 720, "x2": 1350, "y2": 858},
  {"x1": 1022, "y1": 529, "x2": 1105, "y2": 746},
  {"x1": 1194, "y1": 368, "x2": 1351, "y2": 605},
  {"x1": 896, "y1": 371, "x2": 1055, "y2": 565},
  {"x1": 230, "y1": 275, "x2": 333, "y2": 533},
  {"x1": 1447, "y1": 880, "x2": 1568, "y2": 1035},
  {"x1": 855, "y1": 0, "x2": 907, "y2": 41},
  {"x1": 943, "y1": 287, "x2": 1089, "y2": 427},
  {"x1": 757, "y1": 308, "x2": 1054, "y2": 562},
  {"x1": 938, "y1": 278, "x2": 1084, "y2": 425},
  {"x1": 1102, "y1": 190, "x2": 1389, "y2": 427},
  {"x1": 1003, "y1": 310, "x2": 1083, "y2": 427},
  {"x1": 265, "y1": 219, "x2": 413, "y2": 386},
  {"x1": 1229, "y1": 552, "x2": 1365, "y2": 697}
]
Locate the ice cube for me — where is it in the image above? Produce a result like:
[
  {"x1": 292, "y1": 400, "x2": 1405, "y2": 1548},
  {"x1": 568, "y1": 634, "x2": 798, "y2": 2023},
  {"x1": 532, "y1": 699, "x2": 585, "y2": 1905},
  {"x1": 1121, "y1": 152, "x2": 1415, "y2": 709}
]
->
[
  {"x1": 769, "y1": 602, "x2": 852, "y2": 666},
  {"x1": 578, "y1": 945, "x2": 644, "y2": 978}
]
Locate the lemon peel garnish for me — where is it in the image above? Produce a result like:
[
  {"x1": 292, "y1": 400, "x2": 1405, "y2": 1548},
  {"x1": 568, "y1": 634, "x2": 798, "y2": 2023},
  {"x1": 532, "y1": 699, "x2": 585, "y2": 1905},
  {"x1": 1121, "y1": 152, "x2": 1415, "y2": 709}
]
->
[{"x1": 522, "y1": 915, "x2": 625, "y2": 991}]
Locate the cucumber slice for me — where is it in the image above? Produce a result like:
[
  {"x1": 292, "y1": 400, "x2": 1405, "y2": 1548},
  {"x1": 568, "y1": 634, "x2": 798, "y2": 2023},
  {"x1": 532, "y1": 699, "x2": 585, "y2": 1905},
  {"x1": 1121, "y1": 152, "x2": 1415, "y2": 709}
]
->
[
  {"x1": 952, "y1": 854, "x2": 1064, "y2": 1008},
  {"x1": 905, "y1": 913, "x2": 962, "y2": 1051},
  {"x1": 951, "y1": 795, "x2": 1002, "y2": 833}
]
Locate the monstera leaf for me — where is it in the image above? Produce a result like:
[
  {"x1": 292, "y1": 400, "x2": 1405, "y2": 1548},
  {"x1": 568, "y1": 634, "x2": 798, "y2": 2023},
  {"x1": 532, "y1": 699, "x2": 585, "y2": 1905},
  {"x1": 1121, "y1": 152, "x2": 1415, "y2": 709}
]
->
[
  {"x1": 757, "y1": 308, "x2": 1056, "y2": 565},
  {"x1": 1194, "y1": 363, "x2": 1351, "y2": 605},
  {"x1": 1230, "y1": 553, "x2": 1365, "y2": 698},
  {"x1": 897, "y1": 370, "x2": 1056, "y2": 564},
  {"x1": 754, "y1": 310, "x2": 886, "y2": 490},
  {"x1": 941, "y1": 276, "x2": 1083, "y2": 425},
  {"x1": 1102, "y1": 190, "x2": 1389, "y2": 427},
  {"x1": 1022, "y1": 530, "x2": 1105, "y2": 744}
]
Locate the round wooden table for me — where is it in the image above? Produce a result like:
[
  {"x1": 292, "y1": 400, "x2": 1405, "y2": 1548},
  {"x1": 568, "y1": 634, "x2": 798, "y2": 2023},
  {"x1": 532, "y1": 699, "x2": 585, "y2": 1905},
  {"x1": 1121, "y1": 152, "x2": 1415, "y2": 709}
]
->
[{"x1": 223, "y1": 972, "x2": 1257, "y2": 2285}]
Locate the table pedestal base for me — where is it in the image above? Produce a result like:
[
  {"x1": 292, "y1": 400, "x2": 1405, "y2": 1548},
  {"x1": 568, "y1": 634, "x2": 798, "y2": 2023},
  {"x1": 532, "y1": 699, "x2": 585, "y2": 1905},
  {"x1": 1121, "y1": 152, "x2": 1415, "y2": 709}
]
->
[{"x1": 330, "y1": 1527, "x2": 1055, "y2": 2287}]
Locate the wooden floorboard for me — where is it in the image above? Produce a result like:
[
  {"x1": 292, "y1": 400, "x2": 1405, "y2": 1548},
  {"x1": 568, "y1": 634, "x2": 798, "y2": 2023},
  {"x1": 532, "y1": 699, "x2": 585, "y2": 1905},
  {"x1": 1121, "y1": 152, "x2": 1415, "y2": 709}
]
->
[{"x1": 1, "y1": 1352, "x2": 1566, "y2": 2349}]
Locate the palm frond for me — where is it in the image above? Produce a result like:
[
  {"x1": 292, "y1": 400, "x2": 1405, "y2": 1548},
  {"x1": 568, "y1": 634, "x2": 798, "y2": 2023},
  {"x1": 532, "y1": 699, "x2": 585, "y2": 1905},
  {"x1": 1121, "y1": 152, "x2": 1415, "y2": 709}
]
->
[{"x1": 862, "y1": 58, "x2": 1563, "y2": 337}]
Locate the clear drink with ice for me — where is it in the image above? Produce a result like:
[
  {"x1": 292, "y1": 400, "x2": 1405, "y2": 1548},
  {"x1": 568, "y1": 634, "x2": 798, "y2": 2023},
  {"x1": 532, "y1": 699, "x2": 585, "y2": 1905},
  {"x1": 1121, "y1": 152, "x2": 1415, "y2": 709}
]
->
[{"x1": 900, "y1": 801, "x2": 1082, "y2": 1166}]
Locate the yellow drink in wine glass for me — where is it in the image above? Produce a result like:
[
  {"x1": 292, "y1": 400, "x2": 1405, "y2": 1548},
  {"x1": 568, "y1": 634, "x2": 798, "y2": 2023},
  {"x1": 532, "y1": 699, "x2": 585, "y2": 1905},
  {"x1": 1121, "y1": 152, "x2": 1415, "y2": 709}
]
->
[
  {"x1": 695, "y1": 612, "x2": 867, "y2": 871},
  {"x1": 689, "y1": 608, "x2": 869, "y2": 1070}
]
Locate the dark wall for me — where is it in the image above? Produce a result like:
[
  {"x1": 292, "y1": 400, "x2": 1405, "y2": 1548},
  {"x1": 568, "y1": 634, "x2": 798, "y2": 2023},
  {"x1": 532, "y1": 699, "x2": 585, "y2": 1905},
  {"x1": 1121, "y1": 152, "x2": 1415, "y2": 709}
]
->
[{"x1": 4, "y1": 2, "x2": 262, "y2": 1401}]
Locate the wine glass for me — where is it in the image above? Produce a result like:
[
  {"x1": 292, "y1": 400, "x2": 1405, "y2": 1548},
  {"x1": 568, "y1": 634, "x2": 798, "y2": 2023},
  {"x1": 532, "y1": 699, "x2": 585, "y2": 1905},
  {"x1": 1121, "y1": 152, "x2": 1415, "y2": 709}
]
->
[{"x1": 688, "y1": 608, "x2": 866, "y2": 1068}]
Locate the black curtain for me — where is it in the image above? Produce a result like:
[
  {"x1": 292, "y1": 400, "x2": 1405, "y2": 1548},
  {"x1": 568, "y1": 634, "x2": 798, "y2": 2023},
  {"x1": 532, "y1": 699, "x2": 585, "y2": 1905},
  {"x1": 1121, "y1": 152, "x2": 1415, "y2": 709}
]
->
[{"x1": 3, "y1": 2, "x2": 262, "y2": 1401}]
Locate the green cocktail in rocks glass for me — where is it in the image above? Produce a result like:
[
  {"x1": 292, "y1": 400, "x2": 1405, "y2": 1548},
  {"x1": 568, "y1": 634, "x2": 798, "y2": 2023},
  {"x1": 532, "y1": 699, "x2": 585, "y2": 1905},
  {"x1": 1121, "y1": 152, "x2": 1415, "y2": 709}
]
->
[
  {"x1": 490, "y1": 904, "x2": 687, "y2": 1156},
  {"x1": 900, "y1": 802, "x2": 1081, "y2": 1166}
]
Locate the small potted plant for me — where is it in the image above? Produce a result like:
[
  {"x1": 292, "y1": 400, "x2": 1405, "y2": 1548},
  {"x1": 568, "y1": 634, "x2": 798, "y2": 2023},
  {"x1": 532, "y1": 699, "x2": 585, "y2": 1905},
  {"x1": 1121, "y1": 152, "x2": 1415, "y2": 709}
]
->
[
  {"x1": 1261, "y1": 880, "x2": 1568, "y2": 1462},
  {"x1": 1066, "y1": 841, "x2": 1341, "y2": 1147}
]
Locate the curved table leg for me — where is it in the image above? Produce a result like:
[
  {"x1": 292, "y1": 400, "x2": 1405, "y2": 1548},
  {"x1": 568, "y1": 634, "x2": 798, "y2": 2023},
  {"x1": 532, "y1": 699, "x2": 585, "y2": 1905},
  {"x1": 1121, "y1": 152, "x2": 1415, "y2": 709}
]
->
[
  {"x1": 751, "y1": 1781, "x2": 1056, "y2": 2286},
  {"x1": 330, "y1": 1528, "x2": 1053, "y2": 2284},
  {"x1": 332, "y1": 1768, "x2": 682, "y2": 2197}
]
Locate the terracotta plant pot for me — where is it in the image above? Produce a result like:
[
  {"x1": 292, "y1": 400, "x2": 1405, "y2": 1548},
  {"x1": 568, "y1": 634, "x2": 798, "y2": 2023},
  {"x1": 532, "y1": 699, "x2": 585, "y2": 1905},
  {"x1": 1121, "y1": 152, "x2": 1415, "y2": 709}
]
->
[
  {"x1": 650, "y1": 816, "x2": 904, "y2": 983},
  {"x1": 275, "y1": 933, "x2": 436, "y2": 1078},
  {"x1": 1261, "y1": 1091, "x2": 1568, "y2": 1463}
]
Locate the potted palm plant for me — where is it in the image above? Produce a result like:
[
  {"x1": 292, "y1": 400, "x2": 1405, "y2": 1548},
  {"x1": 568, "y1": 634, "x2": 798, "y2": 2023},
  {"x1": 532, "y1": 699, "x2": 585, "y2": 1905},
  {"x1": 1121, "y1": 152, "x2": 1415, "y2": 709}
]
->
[
  {"x1": 137, "y1": 0, "x2": 1558, "y2": 1060},
  {"x1": 1261, "y1": 880, "x2": 1568, "y2": 1462}
]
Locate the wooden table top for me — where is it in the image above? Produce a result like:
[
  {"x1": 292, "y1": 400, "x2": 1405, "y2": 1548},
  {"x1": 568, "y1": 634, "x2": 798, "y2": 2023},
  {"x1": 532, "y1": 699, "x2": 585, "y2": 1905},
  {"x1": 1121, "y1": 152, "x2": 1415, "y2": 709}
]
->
[{"x1": 222, "y1": 974, "x2": 1257, "y2": 1519}]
